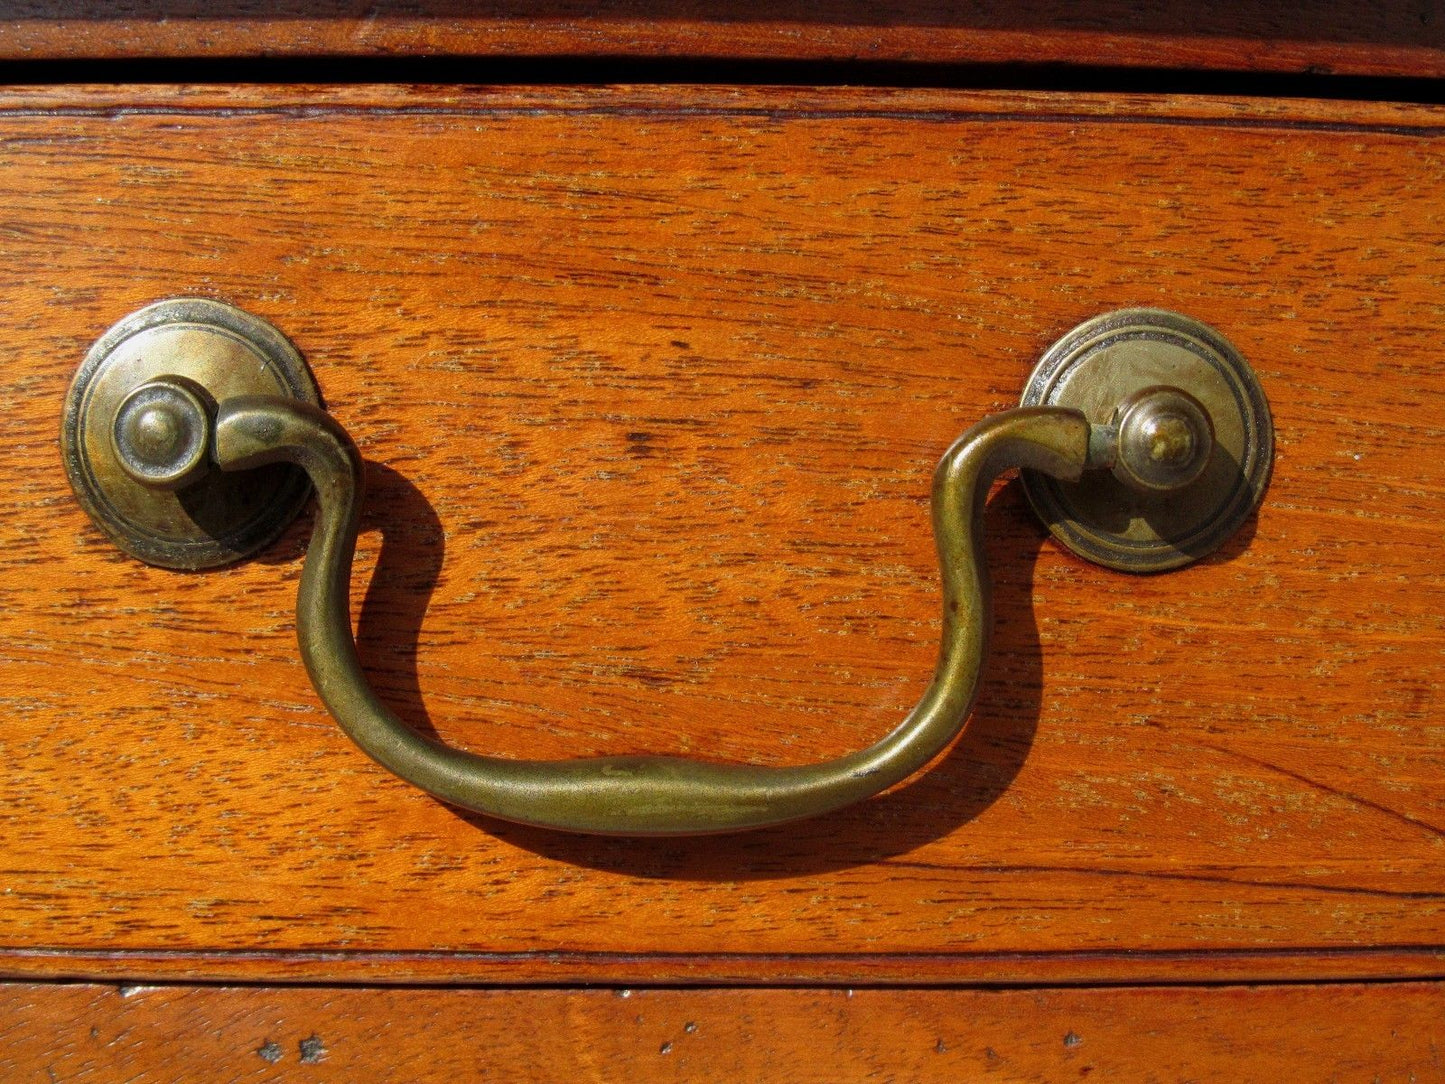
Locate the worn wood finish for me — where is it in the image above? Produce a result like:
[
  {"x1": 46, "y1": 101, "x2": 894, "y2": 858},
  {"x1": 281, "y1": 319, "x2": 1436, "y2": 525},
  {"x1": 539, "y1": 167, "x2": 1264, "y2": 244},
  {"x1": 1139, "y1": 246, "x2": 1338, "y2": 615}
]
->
[
  {"x1": 2, "y1": 980, "x2": 1443, "y2": 1081},
  {"x1": 0, "y1": 3, "x2": 1441, "y2": 77},
  {"x1": 1, "y1": 86, "x2": 1444, "y2": 986}
]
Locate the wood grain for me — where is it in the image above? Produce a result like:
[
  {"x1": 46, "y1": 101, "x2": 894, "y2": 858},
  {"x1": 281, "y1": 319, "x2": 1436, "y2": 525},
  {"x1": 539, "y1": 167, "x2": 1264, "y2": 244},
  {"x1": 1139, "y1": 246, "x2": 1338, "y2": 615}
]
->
[
  {"x1": 2, "y1": 980, "x2": 1442, "y2": 1082},
  {"x1": 0, "y1": 3, "x2": 1442, "y2": 77},
  {"x1": 0, "y1": 85, "x2": 1443, "y2": 985}
]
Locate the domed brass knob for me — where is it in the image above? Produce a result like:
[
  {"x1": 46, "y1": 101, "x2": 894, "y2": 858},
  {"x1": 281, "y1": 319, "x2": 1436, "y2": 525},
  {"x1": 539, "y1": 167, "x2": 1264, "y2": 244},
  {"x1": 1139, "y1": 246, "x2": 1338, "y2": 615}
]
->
[{"x1": 1111, "y1": 386, "x2": 1215, "y2": 494}]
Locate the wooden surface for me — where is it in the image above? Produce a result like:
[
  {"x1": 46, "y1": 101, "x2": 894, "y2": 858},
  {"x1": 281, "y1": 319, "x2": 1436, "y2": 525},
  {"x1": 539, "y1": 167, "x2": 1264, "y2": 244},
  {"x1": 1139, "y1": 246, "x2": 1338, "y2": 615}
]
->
[
  {"x1": 1, "y1": 85, "x2": 1444, "y2": 986},
  {"x1": 2, "y1": 980, "x2": 1442, "y2": 1082},
  {"x1": 0, "y1": 3, "x2": 1441, "y2": 77}
]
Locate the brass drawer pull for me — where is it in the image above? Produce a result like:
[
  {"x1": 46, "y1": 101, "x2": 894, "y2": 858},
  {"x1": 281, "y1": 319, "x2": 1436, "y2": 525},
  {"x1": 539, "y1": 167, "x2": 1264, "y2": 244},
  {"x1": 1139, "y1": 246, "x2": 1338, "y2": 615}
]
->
[{"x1": 63, "y1": 300, "x2": 1272, "y2": 835}]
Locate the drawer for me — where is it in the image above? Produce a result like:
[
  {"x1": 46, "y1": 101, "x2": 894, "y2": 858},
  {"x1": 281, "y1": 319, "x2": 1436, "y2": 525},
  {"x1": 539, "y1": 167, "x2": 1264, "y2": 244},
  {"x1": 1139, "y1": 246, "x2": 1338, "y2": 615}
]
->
[
  {"x1": 0, "y1": 6, "x2": 1441, "y2": 76},
  {"x1": 6, "y1": 981, "x2": 1445, "y2": 1080},
  {"x1": 2, "y1": 84, "x2": 1443, "y2": 987}
]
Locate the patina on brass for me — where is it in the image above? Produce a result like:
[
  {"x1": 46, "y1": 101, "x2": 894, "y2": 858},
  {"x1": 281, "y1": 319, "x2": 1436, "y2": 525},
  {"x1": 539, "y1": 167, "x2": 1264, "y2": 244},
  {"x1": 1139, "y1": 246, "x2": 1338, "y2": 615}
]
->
[
  {"x1": 1110, "y1": 386, "x2": 1215, "y2": 494},
  {"x1": 216, "y1": 398, "x2": 1090, "y2": 835},
  {"x1": 61, "y1": 298, "x2": 321, "y2": 569},
  {"x1": 1020, "y1": 308, "x2": 1273, "y2": 572},
  {"x1": 64, "y1": 301, "x2": 1274, "y2": 835},
  {"x1": 111, "y1": 375, "x2": 214, "y2": 491}
]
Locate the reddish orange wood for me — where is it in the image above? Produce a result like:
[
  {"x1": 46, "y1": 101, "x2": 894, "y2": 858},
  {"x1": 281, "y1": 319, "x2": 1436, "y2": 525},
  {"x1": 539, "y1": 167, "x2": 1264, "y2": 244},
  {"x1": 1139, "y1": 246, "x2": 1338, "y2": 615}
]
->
[
  {"x1": 0, "y1": 4, "x2": 1440, "y2": 76},
  {"x1": 1, "y1": 981, "x2": 1442, "y2": 1081},
  {"x1": 0, "y1": 86, "x2": 1443, "y2": 985}
]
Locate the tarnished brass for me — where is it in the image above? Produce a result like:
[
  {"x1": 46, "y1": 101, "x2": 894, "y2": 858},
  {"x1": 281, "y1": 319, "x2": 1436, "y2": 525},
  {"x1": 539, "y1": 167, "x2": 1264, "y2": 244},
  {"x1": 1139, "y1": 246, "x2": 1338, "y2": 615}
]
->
[
  {"x1": 111, "y1": 375, "x2": 214, "y2": 491},
  {"x1": 1111, "y1": 386, "x2": 1215, "y2": 494},
  {"x1": 61, "y1": 298, "x2": 321, "y2": 569},
  {"x1": 214, "y1": 398, "x2": 1091, "y2": 834},
  {"x1": 1019, "y1": 308, "x2": 1274, "y2": 572},
  {"x1": 65, "y1": 301, "x2": 1273, "y2": 835}
]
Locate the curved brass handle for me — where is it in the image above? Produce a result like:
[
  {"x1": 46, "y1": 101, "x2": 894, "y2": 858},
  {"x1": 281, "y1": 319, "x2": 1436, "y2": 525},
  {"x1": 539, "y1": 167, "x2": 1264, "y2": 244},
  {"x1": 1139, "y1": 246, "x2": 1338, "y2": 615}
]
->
[
  {"x1": 63, "y1": 302, "x2": 1272, "y2": 836},
  {"x1": 215, "y1": 397, "x2": 1090, "y2": 835}
]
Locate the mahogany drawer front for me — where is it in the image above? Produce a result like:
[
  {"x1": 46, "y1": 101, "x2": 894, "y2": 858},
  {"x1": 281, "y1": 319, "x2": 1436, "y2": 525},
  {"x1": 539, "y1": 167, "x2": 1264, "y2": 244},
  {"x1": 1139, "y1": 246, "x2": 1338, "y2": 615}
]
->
[
  {"x1": 4, "y1": 981, "x2": 1443, "y2": 1081},
  {"x1": 1, "y1": 3, "x2": 1442, "y2": 77},
  {"x1": 1, "y1": 85, "x2": 1442, "y2": 986}
]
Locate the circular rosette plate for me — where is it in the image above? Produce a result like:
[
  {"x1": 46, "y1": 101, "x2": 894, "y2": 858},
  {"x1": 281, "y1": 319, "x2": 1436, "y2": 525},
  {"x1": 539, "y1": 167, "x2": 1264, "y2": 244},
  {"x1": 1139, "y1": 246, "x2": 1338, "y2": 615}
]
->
[
  {"x1": 1019, "y1": 308, "x2": 1273, "y2": 572},
  {"x1": 61, "y1": 298, "x2": 322, "y2": 569}
]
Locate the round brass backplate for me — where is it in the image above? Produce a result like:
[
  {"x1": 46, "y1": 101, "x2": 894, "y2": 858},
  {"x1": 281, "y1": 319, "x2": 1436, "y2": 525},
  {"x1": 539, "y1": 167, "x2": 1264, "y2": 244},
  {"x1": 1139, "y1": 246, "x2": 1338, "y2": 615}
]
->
[
  {"x1": 61, "y1": 298, "x2": 322, "y2": 569},
  {"x1": 1019, "y1": 309, "x2": 1273, "y2": 572}
]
